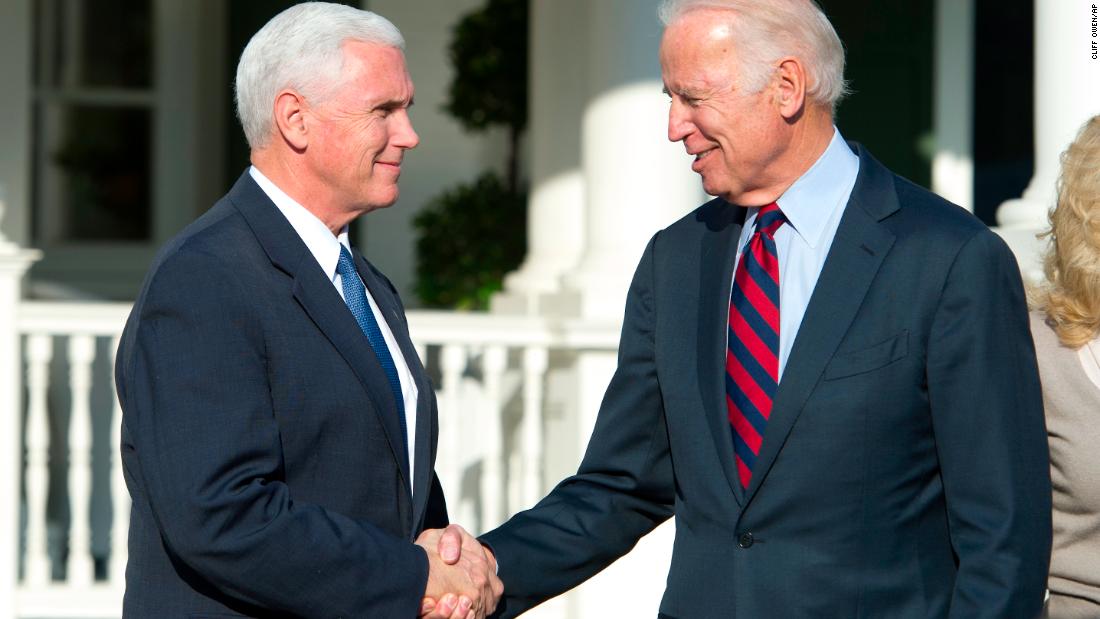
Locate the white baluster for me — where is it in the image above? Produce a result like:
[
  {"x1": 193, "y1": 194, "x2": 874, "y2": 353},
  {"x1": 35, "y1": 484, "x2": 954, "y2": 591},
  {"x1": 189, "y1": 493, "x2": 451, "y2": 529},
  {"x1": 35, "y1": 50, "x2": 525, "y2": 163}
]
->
[
  {"x1": 438, "y1": 344, "x2": 466, "y2": 499},
  {"x1": 24, "y1": 334, "x2": 53, "y2": 587},
  {"x1": 0, "y1": 190, "x2": 43, "y2": 614},
  {"x1": 109, "y1": 335, "x2": 129, "y2": 588},
  {"x1": 521, "y1": 347, "x2": 549, "y2": 507},
  {"x1": 479, "y1": 346, "x2": 507, "y2": 530},
  {"x1": 66, "y1": 335, "x2": 96, "y2": 587}
]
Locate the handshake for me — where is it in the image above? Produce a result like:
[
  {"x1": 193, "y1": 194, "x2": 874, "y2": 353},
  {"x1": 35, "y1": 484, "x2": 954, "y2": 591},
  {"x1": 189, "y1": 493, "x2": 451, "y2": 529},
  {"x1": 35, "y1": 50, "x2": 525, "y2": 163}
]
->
[{"x1": 415, "y1": 525, "x2": 503, "y2": 619}]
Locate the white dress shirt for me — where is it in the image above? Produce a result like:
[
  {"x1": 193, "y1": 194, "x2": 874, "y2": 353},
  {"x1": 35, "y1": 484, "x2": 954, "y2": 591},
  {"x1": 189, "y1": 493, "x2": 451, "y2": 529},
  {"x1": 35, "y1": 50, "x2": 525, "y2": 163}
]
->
[
  {"x1": 733, "y1": 128, "x2": 860, "y2": 381},
  {"x1": 250, "y1": 166, "x2": 419, "y2": 491}
]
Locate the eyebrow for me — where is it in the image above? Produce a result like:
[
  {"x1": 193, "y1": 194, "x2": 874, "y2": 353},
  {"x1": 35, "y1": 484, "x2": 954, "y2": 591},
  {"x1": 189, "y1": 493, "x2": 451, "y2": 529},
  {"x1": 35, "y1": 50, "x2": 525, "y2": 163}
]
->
[
  {"x1": 374, "y1": 96, "x2": 414, "y2": 110},
  {"x1": 663, "y1": 85, "x2": 705, "y2": 99}
]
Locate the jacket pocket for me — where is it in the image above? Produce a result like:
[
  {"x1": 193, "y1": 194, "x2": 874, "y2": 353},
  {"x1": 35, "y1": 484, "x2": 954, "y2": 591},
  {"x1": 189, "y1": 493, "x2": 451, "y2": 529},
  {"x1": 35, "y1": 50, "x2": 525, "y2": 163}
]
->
[{"x1": 824, "y1": 330, "x2": 908, "y2": 380}]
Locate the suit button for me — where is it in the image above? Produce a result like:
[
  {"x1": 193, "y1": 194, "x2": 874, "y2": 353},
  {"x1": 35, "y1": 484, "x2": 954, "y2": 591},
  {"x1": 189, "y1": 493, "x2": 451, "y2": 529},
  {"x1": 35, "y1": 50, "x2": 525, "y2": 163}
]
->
[{"x1": 738, "y1": 532, "x2": 754, "y2": 548}]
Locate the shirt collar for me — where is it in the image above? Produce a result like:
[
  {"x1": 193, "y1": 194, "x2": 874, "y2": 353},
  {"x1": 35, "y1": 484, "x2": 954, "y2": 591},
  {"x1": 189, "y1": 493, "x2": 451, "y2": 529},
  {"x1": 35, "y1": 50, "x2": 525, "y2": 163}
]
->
[
  {"x1": 250, "y1": 165, "x2": 350, "y2": 282},
  {"x1": 771, "y1": 127, "x2": 859, "y2": 249}
]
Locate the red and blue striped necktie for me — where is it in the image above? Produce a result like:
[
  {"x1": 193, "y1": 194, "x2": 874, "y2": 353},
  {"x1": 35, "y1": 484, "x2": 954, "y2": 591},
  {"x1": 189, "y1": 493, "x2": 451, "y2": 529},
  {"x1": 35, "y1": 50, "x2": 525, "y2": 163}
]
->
[{"x1": 726, "y1": 202, "x2": 784, "y2": 489}]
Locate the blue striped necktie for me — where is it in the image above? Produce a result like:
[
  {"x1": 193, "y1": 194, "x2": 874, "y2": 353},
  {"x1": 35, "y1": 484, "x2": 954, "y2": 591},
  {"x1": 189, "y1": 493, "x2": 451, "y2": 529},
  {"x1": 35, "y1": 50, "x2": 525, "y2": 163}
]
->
[
  {"x1": 726, "y1": 202, "x2": 785, "y2": 489},
  {"x1": 337, "y1": 246, "x2": 408, "y2": 448}
]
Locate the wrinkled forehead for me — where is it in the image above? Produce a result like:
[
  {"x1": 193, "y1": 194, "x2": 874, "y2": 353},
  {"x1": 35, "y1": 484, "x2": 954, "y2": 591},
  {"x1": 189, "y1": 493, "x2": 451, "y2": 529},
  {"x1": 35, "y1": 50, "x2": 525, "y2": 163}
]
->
[
  {"x1": 341, "y1": 40, "x2": 409, "y2": 74},
  {"x1": 660, "y1": 12, "x2": 739, "y2": 85},
  {"x1": 323, "y1": 40, "x2": 414, "y2": 107}
]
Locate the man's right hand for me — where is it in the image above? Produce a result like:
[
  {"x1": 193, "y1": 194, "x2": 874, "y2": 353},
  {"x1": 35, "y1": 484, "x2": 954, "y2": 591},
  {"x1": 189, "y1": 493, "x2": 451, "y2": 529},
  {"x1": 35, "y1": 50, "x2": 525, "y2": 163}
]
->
[{"x1": 415, "y1": 525, "x2": 501, "y2": 619}]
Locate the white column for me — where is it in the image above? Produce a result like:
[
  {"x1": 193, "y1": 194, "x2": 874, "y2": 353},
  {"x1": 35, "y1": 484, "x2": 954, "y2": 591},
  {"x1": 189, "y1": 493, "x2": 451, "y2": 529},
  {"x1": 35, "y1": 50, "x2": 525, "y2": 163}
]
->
[
  {"x1": 494, "y1": 0, "x2": 588, "y2": 314},
  {"x1": 0, "y1": 0, "x2": 33, "y2": 247},
  {"x1": 995, "y1": 0, "x2": 1100, "y2": 281},
  {"x1": 553, "y1": 0, "x2": 700, "y2": 320},
  {"x1": 0, "y1": 192, "x2": 42, "y2": 618},
  {"x1": 932, "y1": 0, "x2": 974, "y2": 211}
]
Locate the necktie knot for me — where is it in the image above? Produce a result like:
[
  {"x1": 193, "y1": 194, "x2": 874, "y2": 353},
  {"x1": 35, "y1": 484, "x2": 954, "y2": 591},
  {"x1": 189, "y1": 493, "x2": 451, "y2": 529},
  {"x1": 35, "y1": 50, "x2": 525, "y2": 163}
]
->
[
  {"x1": 337, "y1": 246, "x2": 357, "y2": 279},
  {"x1": 754, "y1": 202, "x2": 785, "y2": 239}
]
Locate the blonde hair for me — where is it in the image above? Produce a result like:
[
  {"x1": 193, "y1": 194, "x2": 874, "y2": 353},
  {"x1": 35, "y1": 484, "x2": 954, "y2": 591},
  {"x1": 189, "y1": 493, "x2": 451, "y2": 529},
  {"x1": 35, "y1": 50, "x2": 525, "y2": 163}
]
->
[{"x1": 1036, "y1": 115, "x2": 1100, "y2": 348}]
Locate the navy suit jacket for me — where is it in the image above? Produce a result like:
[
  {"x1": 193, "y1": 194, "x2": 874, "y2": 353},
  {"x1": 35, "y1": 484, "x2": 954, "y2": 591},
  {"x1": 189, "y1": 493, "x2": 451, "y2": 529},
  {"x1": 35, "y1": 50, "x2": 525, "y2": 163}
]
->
[
  {"x1": 115, "y1": 172, "x2": 447, "y2": 617},
  {"x1": 481, "y1": 144, "x2": 1052, "y2": 618}
]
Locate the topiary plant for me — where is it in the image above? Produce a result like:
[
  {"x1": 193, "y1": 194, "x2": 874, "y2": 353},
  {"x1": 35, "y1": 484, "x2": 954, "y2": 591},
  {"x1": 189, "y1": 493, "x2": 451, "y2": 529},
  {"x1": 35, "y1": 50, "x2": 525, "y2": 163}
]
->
[
  {"x1": 414, "y1": 172, "x2": 527, "y2": 310},
  {"x1": 414, "y1": 0, "x2": 529, "y2": 309}
]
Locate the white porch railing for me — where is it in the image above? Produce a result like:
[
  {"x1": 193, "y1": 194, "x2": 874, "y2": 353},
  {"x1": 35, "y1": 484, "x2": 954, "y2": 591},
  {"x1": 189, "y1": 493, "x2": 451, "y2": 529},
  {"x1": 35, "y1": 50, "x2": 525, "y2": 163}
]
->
[
  {"x1": 15, "y1": 302, "x2": 132, "y2": 619},
  {"x1": 3, "y1": 294, "x2": 621, "y2": 619}
]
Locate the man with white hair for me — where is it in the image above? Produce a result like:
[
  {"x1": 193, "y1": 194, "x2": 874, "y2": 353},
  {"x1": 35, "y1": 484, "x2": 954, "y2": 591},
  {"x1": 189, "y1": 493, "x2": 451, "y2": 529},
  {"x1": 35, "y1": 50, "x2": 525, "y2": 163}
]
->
[
  {"x1": 477, "y1": 0, "x2": 1051, "y2": 616},
  {"x1": 115, "y1": 3, "x2": 499, "y2": 617}
]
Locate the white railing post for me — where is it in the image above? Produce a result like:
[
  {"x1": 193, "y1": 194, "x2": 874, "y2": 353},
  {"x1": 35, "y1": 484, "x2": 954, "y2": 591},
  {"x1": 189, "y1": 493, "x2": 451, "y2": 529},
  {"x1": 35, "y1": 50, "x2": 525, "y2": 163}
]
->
[
  {"x1": 66, "y1": 335, "x2": 96, "y2": 587},
  {"x1": 479, "y1": 346, "x2": 507, "y2": 529},
  {"x1": 23, "y1": 335, "x2": 53, "y2": 588},
  {"x1": 0, "y1": 190, "x2": 42, "y2": 618},
  {"x1": 109, "y1": 335, "x2": 128, "y2": 588},
  {"x1": 520, "y1": 347, "x2": 548, "y2": 507},
  {"x1": 438, "y1": 344, "x2": 466, "y2": 498}
]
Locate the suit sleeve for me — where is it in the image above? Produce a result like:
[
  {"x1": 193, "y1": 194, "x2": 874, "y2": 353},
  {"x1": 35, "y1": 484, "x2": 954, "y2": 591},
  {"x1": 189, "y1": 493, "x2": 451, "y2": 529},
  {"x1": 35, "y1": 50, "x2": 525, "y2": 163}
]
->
[
  {"x1": 925, "y1": 229, "x2": 1052, "y2": 618},
  {"x1": 424, "y1": 472, "x2": 450, "y2": 531},
  {"x1": 480, "y1": 235, "x2": 676, "y2": 618},
  {"x1": 119, "y1": 247, "x2": 429, "y2": 618}
]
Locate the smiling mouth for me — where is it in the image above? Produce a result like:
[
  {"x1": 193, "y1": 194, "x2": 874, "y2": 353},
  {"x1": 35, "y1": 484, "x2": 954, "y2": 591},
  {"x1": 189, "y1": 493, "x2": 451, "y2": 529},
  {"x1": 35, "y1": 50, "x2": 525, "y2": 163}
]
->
[{"x1": 693, "y1": 149, "x2": 716, "y2": 162}]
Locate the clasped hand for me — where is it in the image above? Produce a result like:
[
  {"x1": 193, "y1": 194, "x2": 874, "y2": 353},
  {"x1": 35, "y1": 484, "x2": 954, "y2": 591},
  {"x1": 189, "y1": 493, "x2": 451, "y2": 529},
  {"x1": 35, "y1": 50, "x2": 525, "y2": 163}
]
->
[{"x1": 415, "y1": 524, "x2": 502, "y2": 619}]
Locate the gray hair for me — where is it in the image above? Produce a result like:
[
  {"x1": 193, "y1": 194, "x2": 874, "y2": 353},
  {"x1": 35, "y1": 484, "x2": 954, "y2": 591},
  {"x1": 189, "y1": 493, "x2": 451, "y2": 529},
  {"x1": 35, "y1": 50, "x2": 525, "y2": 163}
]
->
[
  {"x1": 658, "y1": 0, "x2": 848, "y2": 112},
  {"x1": 235, "y1": 2, "x2": 405, "y2": 149}
]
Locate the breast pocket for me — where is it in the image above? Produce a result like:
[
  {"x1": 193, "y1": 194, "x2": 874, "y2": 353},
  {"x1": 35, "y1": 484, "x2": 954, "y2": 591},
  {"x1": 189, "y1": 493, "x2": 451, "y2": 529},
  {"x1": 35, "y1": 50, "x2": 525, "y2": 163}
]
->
[{"x1": 824, "y1": 330, "x2": 908, "y2": 380}]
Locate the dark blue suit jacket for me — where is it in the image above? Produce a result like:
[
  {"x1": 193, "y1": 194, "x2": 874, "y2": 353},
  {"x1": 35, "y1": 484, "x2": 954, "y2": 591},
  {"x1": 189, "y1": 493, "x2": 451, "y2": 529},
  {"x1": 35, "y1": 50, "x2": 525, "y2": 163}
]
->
[
  {"x1": 115, "y1": 172, "x2": 447, "y2": 617},
  {"x1": 481, "y1": 145, "x2": 1052, "y2": 618}
]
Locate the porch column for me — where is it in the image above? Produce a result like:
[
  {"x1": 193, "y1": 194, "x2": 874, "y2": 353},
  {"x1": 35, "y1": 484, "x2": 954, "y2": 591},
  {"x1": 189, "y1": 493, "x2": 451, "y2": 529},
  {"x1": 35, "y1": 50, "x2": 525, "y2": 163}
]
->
[
  {"x1": 550, "y1": 0, "x2": 701, "y2": 320},
  {"x1": 494, "y1": 0, "x2": 588, "y2": 314},
  {"x1": 0, "y1": 190, "x2": 42, "y2": 618},
  {"x1": 931, "y1": 0, "x2": 974, "y2": 211},
  {"x1": 0, "y1": 0, "x2": 32, "y2": 247},
  {"x1": 995, "y1": 0, "x2": 1100, "y2": 281}
]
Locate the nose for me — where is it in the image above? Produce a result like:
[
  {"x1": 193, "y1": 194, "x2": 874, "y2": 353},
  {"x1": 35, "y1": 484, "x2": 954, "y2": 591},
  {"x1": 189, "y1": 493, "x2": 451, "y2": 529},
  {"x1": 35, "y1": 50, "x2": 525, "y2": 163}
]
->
[
  {"x1": 393, "y1": 109, "x2": 419, "y2": 150},
  {"x1": 667, "y1": 99, "x2": 692, "y2": 143}
]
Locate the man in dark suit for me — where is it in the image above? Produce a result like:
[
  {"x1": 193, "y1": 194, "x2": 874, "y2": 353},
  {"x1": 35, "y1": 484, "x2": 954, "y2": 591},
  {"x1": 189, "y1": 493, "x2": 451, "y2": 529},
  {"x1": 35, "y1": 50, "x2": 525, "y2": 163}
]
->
[
  {"x1": 115, "y1": 4, "x2": 499, "y2": 617},
  {"x1": 477, "y1": 0, "x2": 1052, "y2": 617}
]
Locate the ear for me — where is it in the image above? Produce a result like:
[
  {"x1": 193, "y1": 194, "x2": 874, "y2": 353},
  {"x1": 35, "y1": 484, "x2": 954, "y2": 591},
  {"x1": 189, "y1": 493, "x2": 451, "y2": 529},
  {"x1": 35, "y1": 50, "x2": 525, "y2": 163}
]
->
[
  {"x1": 273, "y1": 89, "x2": 309, "y2": 151},
  {"x1": 774, "y1": 57, "x2": 807, "y2": 120}
]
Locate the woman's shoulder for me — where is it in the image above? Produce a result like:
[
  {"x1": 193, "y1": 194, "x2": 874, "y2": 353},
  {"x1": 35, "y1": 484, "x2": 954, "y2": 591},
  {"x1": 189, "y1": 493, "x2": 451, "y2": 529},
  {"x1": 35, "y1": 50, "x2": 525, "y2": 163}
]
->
[{"x1": 1029, "y1": 310, "x2": 1060, "y2": 350}]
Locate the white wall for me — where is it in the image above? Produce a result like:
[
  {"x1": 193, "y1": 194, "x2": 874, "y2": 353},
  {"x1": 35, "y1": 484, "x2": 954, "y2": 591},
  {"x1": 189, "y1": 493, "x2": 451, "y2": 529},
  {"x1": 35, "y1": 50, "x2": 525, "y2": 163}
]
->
[{"x1": 360, "y1": 0, "x2": 508, "y2": 306}]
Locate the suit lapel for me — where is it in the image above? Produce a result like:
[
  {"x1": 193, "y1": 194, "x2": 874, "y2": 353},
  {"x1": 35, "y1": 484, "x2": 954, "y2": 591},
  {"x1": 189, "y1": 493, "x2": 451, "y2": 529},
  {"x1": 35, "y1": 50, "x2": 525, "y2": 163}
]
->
[
  {"x1": 742, "y1": 145, "x2": 899, "y2": 506},
  {"x1": 227, "y1": 172, "x2": 412, "y2": 505},
  {"x1": 354, "y1": 251, "x2": 434, "y2": 533},
  {"x1": 290, "y1": 270, "x2": 412, "y2": 486},
  {"x1": 696, "y1": 200, "x2": 749, "y2": 506}
]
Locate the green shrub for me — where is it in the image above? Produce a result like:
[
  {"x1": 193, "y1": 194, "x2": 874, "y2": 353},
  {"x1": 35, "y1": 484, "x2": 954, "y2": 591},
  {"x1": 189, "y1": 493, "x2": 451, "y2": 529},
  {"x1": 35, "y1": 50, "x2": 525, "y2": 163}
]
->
[{"x1": 414, "y1": 172, "x2": 527, "y2": 310}]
